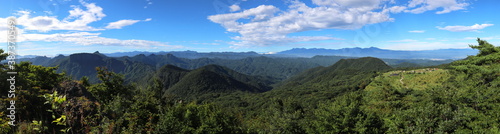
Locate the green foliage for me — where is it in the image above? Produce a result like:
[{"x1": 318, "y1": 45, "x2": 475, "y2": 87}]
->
[
  {"x1": 14, "y1": 61, "x2": 64, "y2": 90},
  {"x1": 43, "y1": 91, "x2": 66, "y2": 110},
  {"x1": 248, "y1": 98, "x2": 307, "y2": 133},
  {"x1": 0, "y1": 112, "x2": 11, "y2": 133},
  {"x1": 88, "y1": 67, "x2": 131, "y2": 102},
  {"x1": 0, "y1": 49, "x2": 7, "y2": 61},
  {"x1": 30, "y1": 120, "x2": 47, "y2": 133},
  {"x1": 307, "y1": 92, "x2": 384, "y2": 133},
  {"x1": 156, "y1": 102, "x2": 242, "y2": 134},
  {"x1": 80, "y1": 76, "x2": 90, "y2": 87},
  {"x1": 470, "y1": 38, "x2": 500, "y2": 56}
]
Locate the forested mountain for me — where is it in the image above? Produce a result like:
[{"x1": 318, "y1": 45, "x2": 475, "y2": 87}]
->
[
  {"x1": 255, "y1": 57, "x2": 392, "y2": 111},
  {"x1": 155, "y1": 64, "x2": 272, "y2": 100},
  {"x1": 278, "y1": 57, "x2": 391, "y2": 89},
  {"x1": 34, "y1": 52, "x2": 155, "y2": 84}
]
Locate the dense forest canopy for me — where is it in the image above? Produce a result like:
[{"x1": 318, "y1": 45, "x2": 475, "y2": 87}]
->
[{"x1": 1, "y1": 38, "x2": 499, "y2": 133}]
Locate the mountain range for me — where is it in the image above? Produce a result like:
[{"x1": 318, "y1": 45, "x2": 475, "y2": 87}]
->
[
  {"x1": 16, "y1": 50, "x2": 455, "y2": 85},
  {"x1": 17, "y1": 47, "x2": 475, "y2": 60},
  {"x1": 277, "y1": 47, "x2": 477, "y2": 59}
]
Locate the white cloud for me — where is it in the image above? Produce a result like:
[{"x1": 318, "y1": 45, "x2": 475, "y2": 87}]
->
[
  {"x1": 14, "y1": 1, "x2": 151, "y2": 32},
  {"x1": 0, "y1": 18, "x2": 8, "y2": 31},
  {"x1": 16, "y1": 1, "x2": 106, "y2": 32},
  {"x1": 209, "y1": 1, "x2": 391, "y2": 47},
  {"x1": 16, "y1": 32, "x2": 183, "y2": 48},
  {"x1": 386, "y1": 6, "x2": 407, "y2": 13},
  {"x1": 229, "y1": 4, "x2": 241, "y2": 12},
  {"x1": 312, "y1": 0, "x2": 381, "y2": 11},
  {"x1": 105, "y1": 19, "x2": 141, "y2": 29},
  {"x1": 409, "y1": 30, "x2": 425, "y2": 33},
  {"x1": 0, "y1": 1, "x2": 167, "y2": 49},
  {"x1": 0, "y1": 29, "x2": 180, "y2": 48},
  {"x1": 405, "y1": 0, "x2": 469, "y2": 14},
  {"x1": 437, "y1": 23, "x2": 493, "y2": 32},
  {"x1": 104, "y1": 18, "x2": 152, "y2": 29}
]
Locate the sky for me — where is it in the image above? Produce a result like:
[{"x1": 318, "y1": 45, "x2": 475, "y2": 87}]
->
[{"x1": 0, "y1": 0, "x2": 498, "y2": 56}]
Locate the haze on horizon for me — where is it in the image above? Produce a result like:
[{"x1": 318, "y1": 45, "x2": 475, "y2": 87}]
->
[{"x1": 0, "y1": 0, "x2": 498, "y2": 56}]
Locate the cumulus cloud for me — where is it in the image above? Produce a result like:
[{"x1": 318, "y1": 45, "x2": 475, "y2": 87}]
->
[
  {"x1": 209, "y1": 1, "x2": 391, "y2": 47},
  {"x1": 16, "y1": 1, "x2": 106, "y2": 32},
  {"x1": 207, "y1": 0, "x2": 474, "y2": 48},
  {"x1": 409, "y1": 30, "x2": 425, "y2": 33},
  {"x1": 17, "y1": 32, "x2": 182, "y2": 48},
  {"x1": 15, "y1": 1, "x2": 152, "y2": 31},
  {"x1": 229, "y1": 4, "x2": 241, "y2": 12},
  {"x1": 405, "y1": 0, "x2": 469, "y2": 14},
  {"x1": 437, "y1": 23, "x2": 493, "y2": 32},
  {"x1": 0, "y1": 29, "x2": 179, "y2": 48},
  {"x1": 312, "y1": 0, "x2": 381, "y2": 9},
  {"x1": 386, "y1": 6, "x2": 407, "y2": 13},
  {"x1": 0, "y1": 1, "x2": 163, "y2": 48}
]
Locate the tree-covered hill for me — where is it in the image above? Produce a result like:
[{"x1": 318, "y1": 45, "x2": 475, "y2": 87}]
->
[
  {"x1": 50, "y1": 52, "x2": 155, "y2": 84},
  {"x1": 276, "y1": 57, "x2": 391, "y2": 92},
  {"x1": 155, "y1": 64, "x2": 272, "y2": 100}
]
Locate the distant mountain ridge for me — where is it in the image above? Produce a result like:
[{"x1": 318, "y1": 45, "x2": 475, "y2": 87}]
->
[
  {"x1": 14, "y1": 47, "x2": 475, "y2": 60},
  {"x1": 17, "y1": 51, "x2": 455, "y2": 86},
  {"x1": 277, "y1": 47, "x2": 477, "y2": 59},
  {"x1": 99, "y1": 47, "x2": 476, "y2": 60},
  {"x1": 104, "y1": 50, "x2": 262, "y2": 59}
]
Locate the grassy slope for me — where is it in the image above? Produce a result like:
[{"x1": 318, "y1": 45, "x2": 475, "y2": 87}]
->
[{"x1": 365, "y1": 68, "x2": 451, "y2": 91}]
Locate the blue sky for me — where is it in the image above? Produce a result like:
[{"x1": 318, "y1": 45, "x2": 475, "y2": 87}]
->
[{"x1": 0, "y1": 0, "x2": 498, "y2": 56}]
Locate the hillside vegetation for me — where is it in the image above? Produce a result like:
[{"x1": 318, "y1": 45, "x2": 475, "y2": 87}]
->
[
  {"x1": 157, "y1": 64, "x2": 272, "y2": 100},
  {"x1": 1, "y1": 38, "x2": 499, "y2": 133}
]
